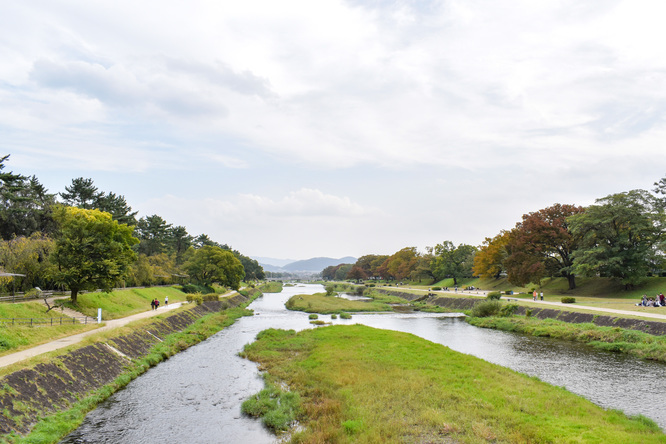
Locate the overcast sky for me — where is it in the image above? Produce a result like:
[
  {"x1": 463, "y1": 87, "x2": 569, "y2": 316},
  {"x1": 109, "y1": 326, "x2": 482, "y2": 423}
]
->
[{"x1": 2, "y1": 1, "x2": 665, "y2": 260}]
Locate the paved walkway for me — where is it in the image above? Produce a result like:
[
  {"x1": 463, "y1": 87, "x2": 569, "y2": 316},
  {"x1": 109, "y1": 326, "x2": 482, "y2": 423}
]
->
[{"x1": 0, "y1": 302, "x2": 185, "y2": 369}]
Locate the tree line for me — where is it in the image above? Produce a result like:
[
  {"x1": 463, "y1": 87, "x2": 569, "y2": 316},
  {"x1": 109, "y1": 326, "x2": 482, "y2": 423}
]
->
[
  {"x1": 0, "y1": 155, "x2": 265, "y2": 298},
  {"x1": 324, "y1": 176, "x2": 666, "y2": 291}
]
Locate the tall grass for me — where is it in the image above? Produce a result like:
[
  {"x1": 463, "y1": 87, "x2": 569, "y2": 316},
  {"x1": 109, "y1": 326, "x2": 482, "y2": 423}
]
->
[
  {"x1": 285, "y1": 293, "x2": 391, "y2": 314},
  {"x1": 468, "y1": 316, "x2": 666, "y2": 363},
  {"x1": 242, "y1": 325, "x2": 665, "y2": 443}
]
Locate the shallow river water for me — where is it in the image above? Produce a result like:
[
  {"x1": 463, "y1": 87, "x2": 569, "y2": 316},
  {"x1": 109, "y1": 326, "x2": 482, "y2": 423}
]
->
[{"x1": 62, "y1": 284, "x2": 666, "y2": 443}]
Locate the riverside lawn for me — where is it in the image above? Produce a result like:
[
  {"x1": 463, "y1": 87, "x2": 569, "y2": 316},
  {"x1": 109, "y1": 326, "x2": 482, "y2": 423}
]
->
[{"x1": 242, "y1": 325, "x2": 665, "y2": 443}]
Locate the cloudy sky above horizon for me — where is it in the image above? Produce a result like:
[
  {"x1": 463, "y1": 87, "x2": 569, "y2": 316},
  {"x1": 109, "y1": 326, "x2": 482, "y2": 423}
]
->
[{"x1": 2, "y1": 0, "x2": 665, "y2": 260}]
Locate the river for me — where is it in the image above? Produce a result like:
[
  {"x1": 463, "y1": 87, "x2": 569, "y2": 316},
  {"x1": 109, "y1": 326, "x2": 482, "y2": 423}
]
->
[{"x1": 62, "y1": 284, "x2": 666, "y2": 443}]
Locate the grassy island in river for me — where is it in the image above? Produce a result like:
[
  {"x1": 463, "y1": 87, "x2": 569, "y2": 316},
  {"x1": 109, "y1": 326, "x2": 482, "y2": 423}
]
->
[{"x1": 242, "y1": 325, "x2": 665, "y2": 443}]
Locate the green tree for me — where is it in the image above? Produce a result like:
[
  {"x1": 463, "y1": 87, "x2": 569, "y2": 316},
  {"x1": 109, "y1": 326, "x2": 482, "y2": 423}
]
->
[
  {"x1": 49, "y1": 206, "x2": 138, "y2": 302},
  {"x1": 0, "y1": 156, "x2": 56, "y2": 239},
  {"x1": 0, "y1": 233, "x2": 55, "y2": 291},
  {"x1": 59, "y1": 177, "x2": 99, "y2": 209},
  {"x1": 183, "y1": 245, "x2": 245, "y2": 289},
  {"x1": 431, "y1": 241, "x2": 477, "y2": 286},
  {"x1": 95, "y1": 192, "x2": 138, "y2": 225},
  {"x1": 169, "y1": 225, "x2": 193, "y2": 264},
  {"x1": 334, "y1": 264, "x2": 353, "y2": 281},
  {"x1": 568, "y1": 190, "x2": 664, "y2": 289},
  {"x1": 135, "y1": 215, "x2": 173, "y2": 256}
]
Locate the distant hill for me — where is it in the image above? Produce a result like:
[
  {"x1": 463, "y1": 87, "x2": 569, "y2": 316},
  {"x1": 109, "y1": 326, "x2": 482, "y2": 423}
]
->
[
  {"x1": 282, "y1": 256, "x2": 357, "y2": 273},
  {"x1": 254, "y1": 256, "x2": 357, "y2": 274},
  {"x1": 252, "y1": 256, "x2": 296, "y2": 268}
]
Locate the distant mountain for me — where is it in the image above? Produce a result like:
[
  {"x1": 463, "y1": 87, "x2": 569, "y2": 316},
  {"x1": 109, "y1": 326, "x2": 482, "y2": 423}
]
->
[
  {"x1": 282, "y1": 256, "x2": 357, "y2": 273},
  {"x1": 252, "y1": 256, "x2": 357, "y2": 274},
  {"x1": 251, "y1": 256, "x2": 297, "y2": 267}
]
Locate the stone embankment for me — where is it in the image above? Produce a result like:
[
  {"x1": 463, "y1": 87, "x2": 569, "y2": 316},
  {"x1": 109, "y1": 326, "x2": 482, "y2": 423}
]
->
[
  {"x1": 0, "y1": 294, "x2": 249, "y2": 437},
  {"x1": 376, "y1": 289, "x2": 666, "y2": 336}
]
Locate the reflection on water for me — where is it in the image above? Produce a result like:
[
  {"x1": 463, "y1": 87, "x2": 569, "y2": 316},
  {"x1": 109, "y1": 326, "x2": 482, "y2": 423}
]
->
[{"x1": 62, "y1": 284, "x2": 666, "y2": 443}]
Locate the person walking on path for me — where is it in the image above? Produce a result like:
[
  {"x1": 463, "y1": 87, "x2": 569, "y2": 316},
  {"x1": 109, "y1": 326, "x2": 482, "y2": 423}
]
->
[
  {"x1": 150, "y1": 299, "x2": 156, "y2": 310},
  {"x1": 165, "y1": 296, "x2": 168, "y2": 306}
]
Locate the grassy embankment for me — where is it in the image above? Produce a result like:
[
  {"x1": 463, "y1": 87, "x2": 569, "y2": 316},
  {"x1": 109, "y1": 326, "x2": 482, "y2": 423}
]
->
[
  {"x1": 0, "y1": 302, "x2": 101, "y2": 358},
  {"x1": 63, "y1": 286, "x2": 190, "y2": 319},
  {"x1": 467, "y1": 312, "x2": 666, "y2": 363},
  {"x1": 242, "y1": 325, "x2": 665, "y2": 443},
  {"x1": 10, "y1": 293, "x2": 260, "y2": 444},
  {"x1": 285, "y1": 292, "x2": 397, "y2": 314}
]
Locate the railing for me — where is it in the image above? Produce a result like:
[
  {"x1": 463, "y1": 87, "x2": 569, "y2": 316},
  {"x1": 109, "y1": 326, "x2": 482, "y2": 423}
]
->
[{"x1": 0, "y1": 316, "x2": 94, "y2": 326}]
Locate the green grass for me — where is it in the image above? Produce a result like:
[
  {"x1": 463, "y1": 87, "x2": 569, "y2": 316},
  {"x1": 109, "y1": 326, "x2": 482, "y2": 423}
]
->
[
  {"x1": 285, "y1": 293, "x2": 391, "y2": 314},
  {"x1": 0, "y1": 302, "x2": 99, "y2": 356},
  {"x1": 242, "y1": 325, "x2": 666, "y2": 443},
  {"x1": 468, "y1": 315, "x2": 666, "y2": 362},
  {"x1": 257, "y1": 282, "x2": 284, "y2": 293},
  {"x1": 63, "y1": 286, "x2": 188, "y2": 319},
  {"x1": 241, "y1": 382, "x2": 301, "y2": 431}
]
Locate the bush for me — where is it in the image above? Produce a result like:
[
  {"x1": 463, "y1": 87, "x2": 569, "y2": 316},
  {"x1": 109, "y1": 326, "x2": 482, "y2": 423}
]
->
[
  {"x1": 186, "y1": 293, "x2": 203, "y2": 305},
  {"x1": 331, "y1": 314, "x2": 338, "y2": 319},
  {"x1": 432, "y1": 286, "x2": 441, "y2": 291},
  {"x1": 561, "y1": 297, "x2": 576, "y2": 304},
  {"x1": 325, "y1": 285, "x2": 336, "y2": 296},
  {"x1": 202, "y1": 294, "x2": 219, "y2": 302},
  {"x1": 500, "y1": 303, "x2": 519, "y2": 316},
  {"x1": 487, "y1": 291, "x2": 502, "y2": 300},
  {"x1": 308, "y1": 314, "x2": 319, "y2": 320},
  {"x1": 366, "y1": 283, "x2": 375, "y2": 287},
  {"x1": 505, "y1": 290, "x2": 512, "y2": 295},
  {"x1": 471, "y1": 301, "x2": 503, "y2": 317},
  {"x1": 340, "y1": 312, "x2": 352, "y2": 319},
  {"x1": 181, "y1": 283, "x2": 215, "y2": 294}
]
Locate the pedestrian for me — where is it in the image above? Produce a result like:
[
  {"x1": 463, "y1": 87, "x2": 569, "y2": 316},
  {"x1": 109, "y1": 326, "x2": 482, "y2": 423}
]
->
[
  {"x1": 150, "y1": 299, "x2": 155, "y2": 310},
  {"x1": 154, "y1": 298, "x2": 160, "y2": 309},
  {"x1": 165, "y1": 296, "x2": 168, "y2": 306},
  {"x1": 533, "y1": 290, "x2": 537, "y2": 301},
  {"x1": 540, "y1": 291, "x2": 544, "y2": 301}
]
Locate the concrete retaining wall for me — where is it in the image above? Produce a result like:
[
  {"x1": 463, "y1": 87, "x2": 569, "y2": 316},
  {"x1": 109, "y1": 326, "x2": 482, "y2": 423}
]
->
[
  {"x1": 375, "y1": 288, "x2": 666, "y2": 336},
  {"x1": 0, "y1": 296, "x2": 248, "y2": 436}
]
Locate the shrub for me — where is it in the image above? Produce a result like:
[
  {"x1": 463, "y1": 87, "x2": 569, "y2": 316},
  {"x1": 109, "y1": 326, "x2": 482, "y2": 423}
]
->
[
  {"x1": 500, "y1": 303, "x2": 519, "y2": 316},
  {"x1": 431, "y1": 286, "x2": 441, "y2": 291},
  {"x1": 186, "y1": 293, "x2": 203, "y2": 305},
  {"x1": 487, "y1": 291, "x2": 502, "y2": 300},
  {"x1": 340, "y1": 312, "x2": 352, "y2": 319},
  {"x1": 308, "y1": 314, "x2": 319, "y2": 320},
  {"x1": 561, "y1": 297, "x2": 576, "y2": 304},
  {"x1": 325, "y1": 285, "x2": 336, "y2": 296},
  {"x1": 470, "y1": 301, "x2": 502, "y2": 317},
  {"x1": 505, "y1": 290, "x2": 512, "y2": 295},
  {"x1": 367, "y1": 283, "x2": 375, "y2": 287},
  {"x1": 181, "y1": 283, "x2": 215, "y2": 294},
  {"x1": 525, "y1": 309, "x2": 532, "y2": 317},
  {"x1": 331, "y1": 314, "x2": 338, "y2": 319}
]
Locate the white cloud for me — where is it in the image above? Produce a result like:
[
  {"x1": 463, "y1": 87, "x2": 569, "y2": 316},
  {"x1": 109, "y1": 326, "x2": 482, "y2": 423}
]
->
[{"x1": 2, "y1": 0, "x2": 666, "y2": 258}]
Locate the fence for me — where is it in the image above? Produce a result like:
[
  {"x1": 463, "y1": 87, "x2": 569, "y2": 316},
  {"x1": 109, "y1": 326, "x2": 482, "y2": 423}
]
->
[{"x1": 0, "y1": 316, "x2": 94, "y2": 326}]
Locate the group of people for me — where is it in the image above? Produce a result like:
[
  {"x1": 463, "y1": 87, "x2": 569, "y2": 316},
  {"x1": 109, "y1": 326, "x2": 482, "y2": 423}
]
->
[
  {"x1": 636, "y1": 293, "x2": 665, "y2": 307},
  {"x1": 532, "y1": 290, "x2": 544, "y2": 301},
  {"x1": 150, "y1": 296, "x2": 168, "y2": 310}
]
